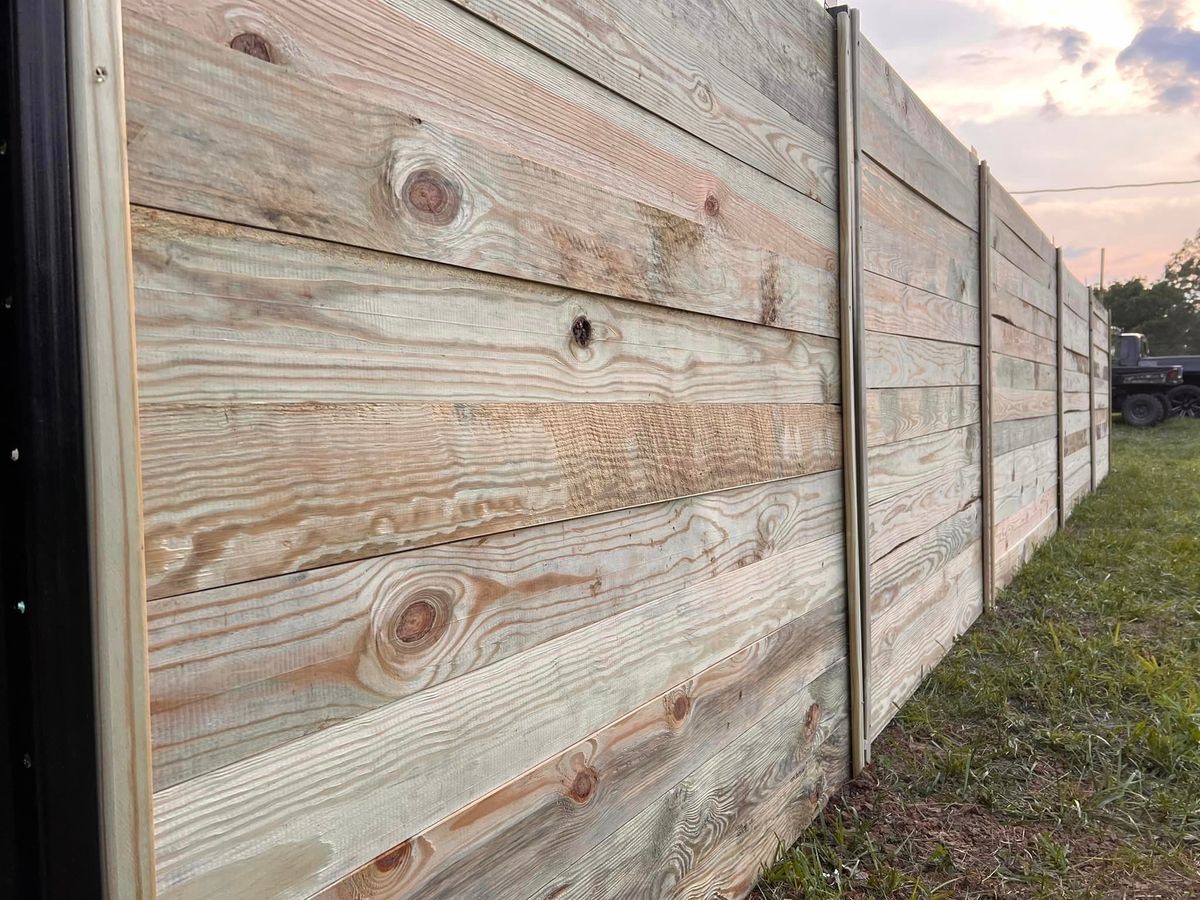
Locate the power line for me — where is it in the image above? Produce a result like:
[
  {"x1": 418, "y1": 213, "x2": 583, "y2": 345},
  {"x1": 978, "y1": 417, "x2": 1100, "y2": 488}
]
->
[{"x1": 1011, "y1": 178, "x2": 1200, "y2": 195}]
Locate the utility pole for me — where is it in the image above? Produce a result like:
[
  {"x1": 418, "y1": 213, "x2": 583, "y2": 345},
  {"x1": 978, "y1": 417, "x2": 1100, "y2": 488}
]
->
[{"x1": 1100, "y1": 247, "x2": 1106, "y2": 291}]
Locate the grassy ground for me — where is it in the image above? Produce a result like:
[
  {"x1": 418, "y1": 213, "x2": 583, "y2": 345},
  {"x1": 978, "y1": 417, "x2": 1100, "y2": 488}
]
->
[{"x1": 757, "y1": 418, "x2": 1200, "y2": 899}]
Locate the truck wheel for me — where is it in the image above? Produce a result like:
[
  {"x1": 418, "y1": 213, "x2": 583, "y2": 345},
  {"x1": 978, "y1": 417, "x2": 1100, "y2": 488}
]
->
[
  {"x1": 1122, "y1": 393, "x2": 1163, "y2": 427},
  {"x1": 1168, "y1": 384, "x2": 1200, "y2": 418},
  {"x1": 1158, "y1": 394, "x2": 1174, "y2": 421}
]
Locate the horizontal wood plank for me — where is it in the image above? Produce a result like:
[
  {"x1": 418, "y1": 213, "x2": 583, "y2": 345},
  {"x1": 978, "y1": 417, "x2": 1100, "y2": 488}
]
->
[
  {"x1": 865, "y1": 332, "x2": 980, "y2": 389},
  {"x1": 124, "y1": 14, "x2": 837, "y2": 335},
  {"x1": 311, "y1": 610, "x2": 847, "y2": 900},
  {"x1": 142, "y1": 400, "x2": 841, "y2": 597},
  {"x1": 992, "y1": 414, "x2": 1057, "y2": 457},
  {"x1": 133, "y1": 208, "x2": 840, "y2": 408},
  {"x1": 122, "y1": 0, "x2": 839, "y2": 326},
  {"x1": 866, "y1": 425, "x2": 980, "y2": 504},
  {"x1": 151, "y1": 528, "x2": 846, "y2": 898},
  {"x1": 148, "y1": 472, "x2": 842, "y2": 787},
  {"x1": 868, "y1": 464, "x2": 981, "y2": 563},
  {"x1": 862, "y1": 160, "x2": 978, "y2": 306},
  {"x1": 871, "y1": 500, "x2": 981, "y2": 620},
  {"x1": 988, "y1": 176, "x2": 1055, "y2": 264},
  {"x1": 859, "y1": 36, "x2": 978, "y2": 230},
  {"x1": 866, "y1": 385, "x2": 980, "y2": 447},
  {"x1": 442, "y1": 0, "x2": 838, "y2": 204},
  {"x1": 863, "y1": 270, "x2": 979, "y2": 346},
  {"x1": 870, "y1": 543, "x2": 982, "y2": 738}
]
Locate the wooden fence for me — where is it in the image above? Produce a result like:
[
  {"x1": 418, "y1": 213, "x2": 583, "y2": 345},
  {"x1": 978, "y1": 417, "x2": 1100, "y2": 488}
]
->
[{"x1": 71, "y1": 0, "x2": 1111, "y2": 896}]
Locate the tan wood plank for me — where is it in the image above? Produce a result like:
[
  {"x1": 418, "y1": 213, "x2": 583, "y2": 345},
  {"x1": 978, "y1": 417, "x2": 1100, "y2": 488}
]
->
[
  {"x1": 866, "y1": 385, "x2": 980, "y2": 447},
  {"x1": 871, "y1": 501, "x2": 981, "y2": 621},
  {"x1": 993, "y1": 413, "x2": 1057, "y2": 457},
  {"x1": 993, "y1": 437, "x2": 1058, "y2": 523},
  {"x1": 439, "y1": 0, "x2": 837, "y2": 204},
  {"x1": 862, "y1": 159, "x2": 979, "y2": 306},
  {"x1": 1063, "y1": 306, "x2": 1091, "y2": 357},
  {"x1": 865, "y1": 332, "x2": 980, "y2": 389},
  {"x1": 858, "y1": 36, "x2": 978, "y2": 230},
  {"x1": 866, "y1": 425, "x2": 981, "y2": 504},
  {"x1": 993, "y1": 386, "x2": 1057, "y2": 422},
  {"x1": 993, "y1": 218, "x2": 1055, "y2": 286},
  {"x1": 121, "y1": 0, "x2": 838, "y2": 322},
  {"x1": 141, "y1": 400, "x2": 840, "y2": 597},
  {"x1": 124, "y1": 14, "x2": 837, "y2": 336},
  {"x1": 991, "y1": 245, "x2": 1055, "y2": 318},
  {"x1": 133, "y1": 209, "x2": 839, "y2": 408},
  {"x1": 870, "y1": 543, "x2": 982, "y2": 739},
  {"x1": 868, "y1": 464, "x2": 981, "y2": 563},
  {"x1": 988, "y1": 175, "x2": 1055, "y2": 264},
  {"x1": 992, "y1": 286, "x2": 1057, "y2": 342},
  {"x1": 992, "y1": 353, "x2": 1057, "y2": 393},
  {"x1": 546, "y1": 699, "x2": 849, "y2": 899},
  {"x1": 992, "y1": 317, "x2": 1057, "y2": 366},
  {"x1": 151, "y1": 529, "x2": 846, "y2": 898},
  {"x1": 864, "y1": 270, "x2": 979, "y2": 346},
  {"x1": 67, "y1": 0, "x2": 157, "y2": 893},
  {"x1": 995, "y1": 484, "x2": 1056, "y2": 559},
  {"x1": 995, "y1": 502, "x2": 1056, "y2": 590},
  {"x1": 310, "y1": 605, "x2": 847, "y2": 900},
  {"x1": 1063, "y1": 268, "x2": 1089, "y2": 320},
  {"x1": 148, "y1": 471, "x2": 842, "y2": 788}
]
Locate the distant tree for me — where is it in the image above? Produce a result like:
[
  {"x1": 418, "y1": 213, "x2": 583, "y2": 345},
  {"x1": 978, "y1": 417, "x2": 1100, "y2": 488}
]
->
[
  {"x1": 1098, "y1": 278, "x2": 1200, "y2": 355},
  {"x1": 1166, "y1": 227, "x2": 1200, "y2": 302}
]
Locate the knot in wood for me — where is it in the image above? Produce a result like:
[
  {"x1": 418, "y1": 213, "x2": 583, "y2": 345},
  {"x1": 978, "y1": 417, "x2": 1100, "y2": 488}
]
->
[
  {"x1": 669, "y1": 691, "x2": 691, "y2": 724},
  {"x1": 704, "y1": 193, "x2": 720, "y2": 216},
  {"x1": 230, "y1": 32, "x2": 274, "y2": 63},
  {"x1": 373, "y1": 840, "x2": 412, "y2": 873},
  {"x1": 571, "y1": 315, "x2": 592, "y2": 348},
  {"x1": 568, "y1": 767, "x2": 598, "y2": 804},
  {"x1": 396, "y1": 599, "x2": 436, "y2": 643},
  {"x1": 402, "y1": 167, "x2": 460, "y2": 226},
  {"x1": 804, "y1": 702, "x2": 822, "y2": 743}
]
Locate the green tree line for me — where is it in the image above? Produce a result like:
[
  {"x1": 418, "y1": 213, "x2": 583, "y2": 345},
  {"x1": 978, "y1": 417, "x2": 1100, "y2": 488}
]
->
[{"x1": 1097, "y1": 228, "x2": 1200, "y2": 355}]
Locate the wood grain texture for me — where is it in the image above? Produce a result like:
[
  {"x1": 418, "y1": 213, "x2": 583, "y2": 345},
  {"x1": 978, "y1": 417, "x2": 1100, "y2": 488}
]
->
[
  {"x1": 993, "y1": 437, "x2": 1057, "y2": 524},
  {"x1": 992, "y1": 285, "x2": 1057, "y2": 342},
  {"x1": 1063, "y1": 268, "x2": 1089, "y2": 321},
  {"x1": 862, "y1": 159, "x2": 979, "y2": 305},
  {"x1": 993, "y1": 354, "x2": 1057, "y2": 393},
  {"x1": 311, "y1": 621, "x2": 847, "y2": 900},
  {"x1": 546, "y1": 702, "x2": 849, "y2": 899},
  {"x1": 151, "y1": 530, "x2": 846, "y2": 898},
  {"x1": 858, "y1": 36, "x2": 978, "y2": 229},
  {"x1": 868, "y1": 464, "x2": 981, "y2": 563},
  {"x1": 993, "y1": 386, "x2": 1057, "y2": 422},
  {"x1": 866, "y1": 386, "x2": 980, "y2": 447},
  {"x1": 993, "y1": 414, "x2": 1057, "y2": 457},
  {"x1": 995, "y1": 484, "x2": 1056, "y2": 560},
  {"x1": 863, "y1": 270, "x2": 979, "y2": 346},
  {"x1": 870, "y1": 542, "x2": 982, "y2": 739},
  {"x1": 148, "y1": 472, "x2": 842, "y2": 787},
  {"x1": 132, "y1": 208, "x2": 840, "y2": 408},
  {"x1": 67, "y1": 0, "x2": 157, "y2": 893},
  {"x1": 141, "y1": 400, "x2": 840, "y2": 597},
  {"x1": 442, "y1": 0, "x2": 838, "y2": 204},
  {"x1": 122, "y1": 0, "x2": 838, "y2": 320},
  {"x1": 867, "y1": 425, "x2": 980, "y2": 504},
  {"x1": 995, "y1": 487, "x2": 1057, "y2": 590},
  {"x1": 988, "y1": 176, "x2": 1055, "y2": 265},
  {"x1": 992, "y1": 317, "x2": 1056, "y2": 366},
  {"x1": 871, "y1": 501, "x2": 981, "y2": 620},
  {"x1": 865, "y1": 332, "x2": 980, "y2": 389},
  {"x1": 991, "y1": 246, "x2": 1055, "y2": 318},
  {"x1": 124, "y1": 15, "x2": 837, "y2": 336},
  {"x1": 1063, "y1": 307, "x2": 1091, "y2": 358},
  {"x1": 993, "y1": 219, "x2": 1054, "y2": 286}
]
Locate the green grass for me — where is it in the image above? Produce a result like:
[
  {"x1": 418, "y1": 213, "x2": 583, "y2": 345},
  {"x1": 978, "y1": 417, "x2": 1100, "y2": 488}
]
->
[{"x1": 757, "y1": 418, "x2": 1200, "y2": 899}]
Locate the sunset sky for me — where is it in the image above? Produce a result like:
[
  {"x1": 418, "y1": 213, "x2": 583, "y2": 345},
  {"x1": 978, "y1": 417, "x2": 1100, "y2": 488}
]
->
[{"x1": 852, "y1": 0, "x2": 1200, "y2": 285}]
